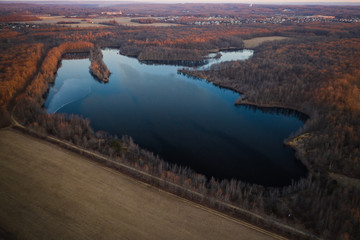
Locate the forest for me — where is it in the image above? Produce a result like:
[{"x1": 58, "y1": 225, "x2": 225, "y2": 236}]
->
[
  {"x1": 181, "y1": 37, "x2": 360, "y2": 177},
  {"x1": 1, "y1": 3, "x2": 360, "y2": 240},
  {"x1": 89, "y1": 46, "x2": 111, "y2": 82}
]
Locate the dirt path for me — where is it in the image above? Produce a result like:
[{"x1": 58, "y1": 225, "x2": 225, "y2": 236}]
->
[
  {"x1": 329, "y1": 172, "x2": 360, "y2": 189},
  {"x1": 0, "y1": 128, "x2": 283, "y2": 240}
]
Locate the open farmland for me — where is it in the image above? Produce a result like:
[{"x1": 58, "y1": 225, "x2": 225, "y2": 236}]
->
[
  {"x1": 21, "y1": 16, "x2": 178, "y2": 27},
  {"x1": 0, "y1": 128, "x2": 282, "y2": 240}
]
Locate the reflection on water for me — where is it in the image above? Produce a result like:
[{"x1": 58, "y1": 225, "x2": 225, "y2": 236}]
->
[
  {"x1": 45, "y1": 49, "x2": 307, "y2": 187},
  {"x1": 138, "y1": 49, "x2": 254, "y2": 68},
  {"x1": 202, "y1": 50, "x2": 254, "y2": 69},
  {"x1": 240, "y1": 105, "x2": 308, "y2": 122},
  {"x1": 46, "y1": 77, "x2": 91, "y2": 113}
]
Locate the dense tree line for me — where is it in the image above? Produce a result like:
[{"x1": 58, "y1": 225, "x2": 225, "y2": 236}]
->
[
  {"x1": 14, "y1": 93, "x2": 360, "y2": 240},
  {"x1": 0, "y1": 43, "x2": 43, "y2": 107},
  {"x1": 131, "y1": 18, "x2": 158, "y2": 24},
  {"x1": 0, "y1": 14, "x2": 40, "y2": 22},
  {"x1": 182, "y1": 37, "x2": 360, "y2": 177},
  {"x1": 89, "y1": 46, "x2": 111, "y2": 82},
  {"x1": 20, "y1": 41, "x2": 94, "y2": 106},
  {"x1": 181, "y1": 36, "x2": 360, "y2": 239}
]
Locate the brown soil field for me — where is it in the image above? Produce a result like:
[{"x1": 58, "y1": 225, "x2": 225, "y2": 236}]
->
[
  {"x1": 243, "y1": 36, "x2": 289, "y2": 49},
  {"x1": 0, "y1": 128, "x2": 283, "y2": 240},
  {"x1": 23, "y1": 16, "x2": 178, "y2": 27}
]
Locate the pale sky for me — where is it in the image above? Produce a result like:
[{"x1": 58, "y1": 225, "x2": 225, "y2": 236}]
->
[
  {"x1": 2, "y1": 0, "x2": 360, "y2": 3},
  {"x1": 1, "y1": 0, "x2": 360, "y2": 5},
  {"x1": 69, "y1": 0, "x2": 360, "y2": 2},
  {"x1": 111, "y1": 0, "x2": 360, "y2": 3}
]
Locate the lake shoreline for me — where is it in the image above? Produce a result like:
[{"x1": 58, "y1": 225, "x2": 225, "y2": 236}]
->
[
  {"x1": 235, "y1": 99, "x2": 314, "y2": 173},
  {"x1": 235, "y1": 99, "x2": 309, "y2": 120},
  {"x1": 47, "y1": 48, "x2": 307, "y2": 187},
  {"x1": 11, "y1": 43, "x2": 317, "y2": 240},
  {"x1": 4, "y1": 125, "x2": 315, "y2": 240},
  {"x1": 179, "y1": 69, "x2": 313, "y2": 174}
]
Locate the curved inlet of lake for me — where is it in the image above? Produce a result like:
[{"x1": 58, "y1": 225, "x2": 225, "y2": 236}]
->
[{"x1": 45, "y1": 49, "x2": 308, "y2": 187}]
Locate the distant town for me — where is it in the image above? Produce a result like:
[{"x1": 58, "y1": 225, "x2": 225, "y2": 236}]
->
[
  {"x1": 158, "y1": 14, "x2": 360, "y2": 25},
  {"x1": 1, "y1": 11, "x2": 359, "y2": 32}
]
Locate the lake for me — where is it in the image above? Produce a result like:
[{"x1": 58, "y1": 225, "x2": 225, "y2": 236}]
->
[{"x1": 45, "y1": 49, "x2": 307, "y2": 187}]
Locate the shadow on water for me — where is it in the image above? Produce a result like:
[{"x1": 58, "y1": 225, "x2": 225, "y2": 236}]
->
[
  {"x1": 140, "y1": 59, "x2": 209, "y2": 67},
  {"x1": 240, "y1": 104, "x2": 309, "y2": 123}
]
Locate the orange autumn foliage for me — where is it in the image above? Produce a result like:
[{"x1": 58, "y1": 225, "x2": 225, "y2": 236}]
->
[
  {"x1": 0, "y1": 43, "x2": 43, "y2": 107},
  {"x1": 23, "y1": 41, "x2": 94, "y2": 102}
]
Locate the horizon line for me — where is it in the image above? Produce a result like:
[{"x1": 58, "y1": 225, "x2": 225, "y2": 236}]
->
[{"x1": 1, "y1": 0, "x2": 360, "y2": 5}]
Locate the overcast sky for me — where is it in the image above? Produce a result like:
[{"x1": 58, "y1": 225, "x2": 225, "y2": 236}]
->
[
  {"x1": 75, "y1": 0, "x2": 359, "y2": 2},
  {"x1": 1, "y1": 0, "x2": 360, "y2": 4},
  {"x1": 112, "y1": 0, "x2": 359, "y2": 2},
  {"x1": 1, "y1": 0, "x2": 360, "y2": 3}
]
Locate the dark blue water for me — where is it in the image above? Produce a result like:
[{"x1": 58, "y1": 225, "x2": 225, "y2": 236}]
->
[{"x1": 45, "y1": 49, "x2": 307, "y2": 187}]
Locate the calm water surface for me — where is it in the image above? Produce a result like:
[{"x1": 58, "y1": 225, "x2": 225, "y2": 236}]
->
[{"x1": 45, "y1": 49, "x2": 307, "y2": 186}]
